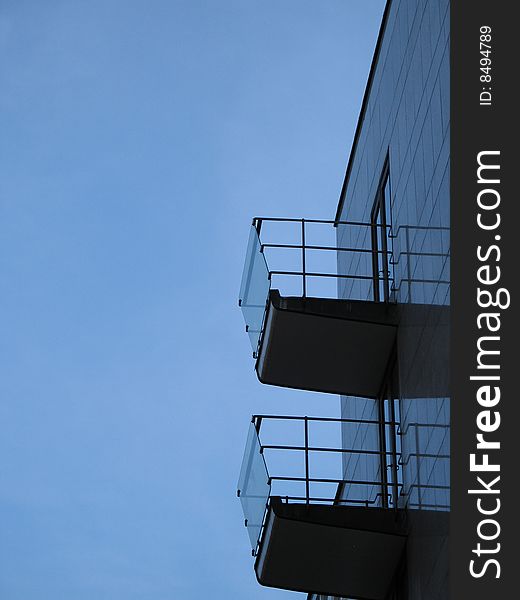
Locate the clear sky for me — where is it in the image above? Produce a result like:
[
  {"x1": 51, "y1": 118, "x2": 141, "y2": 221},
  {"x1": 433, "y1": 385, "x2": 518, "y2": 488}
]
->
[{"x1": 0, "y1": 1, "x2": 385, "y2": 598}]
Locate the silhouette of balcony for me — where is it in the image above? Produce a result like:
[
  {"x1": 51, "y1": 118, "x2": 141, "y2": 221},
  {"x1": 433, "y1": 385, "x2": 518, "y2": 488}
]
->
[
  {"x1": 239, "y1": 217, "x2": 398, "y2": 398},
  {"x1": 237, "y1": 415, "x2": 407, "y2": 599}
]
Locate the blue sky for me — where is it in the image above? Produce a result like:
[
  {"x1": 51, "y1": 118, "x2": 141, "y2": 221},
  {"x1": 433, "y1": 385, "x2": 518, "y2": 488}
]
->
[{"x1": 0, "y1": 1, "x2": 384, "y2": 598}]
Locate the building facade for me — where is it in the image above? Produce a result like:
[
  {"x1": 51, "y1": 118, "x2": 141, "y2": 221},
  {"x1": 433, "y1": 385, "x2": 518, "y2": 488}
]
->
[
  {"x1": 336, "y1": 0, "x2": 450, "y2": 597},
  {"x1": 237, "y1": 1, "x2": 450, "y2": 599}
]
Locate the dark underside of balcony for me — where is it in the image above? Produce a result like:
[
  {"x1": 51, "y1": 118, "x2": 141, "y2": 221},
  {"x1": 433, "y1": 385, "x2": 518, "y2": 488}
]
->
[
  {"x1": 256, "y1": 290, "x2": 399, "y2": 399},
  {"x1": 255, "y1": 497, "x2": 407, "y2": 600}
]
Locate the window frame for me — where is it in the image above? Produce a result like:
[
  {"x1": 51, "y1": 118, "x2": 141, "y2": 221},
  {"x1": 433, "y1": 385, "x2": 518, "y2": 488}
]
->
[{"x1": 371, "y1": 157, "x2": 393, "y2": 302}]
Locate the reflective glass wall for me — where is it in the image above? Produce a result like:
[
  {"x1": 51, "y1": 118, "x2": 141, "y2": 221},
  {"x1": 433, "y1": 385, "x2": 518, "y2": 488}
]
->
[{"x1": 336, "y1": 0, "x2": 450, "y2": 598}]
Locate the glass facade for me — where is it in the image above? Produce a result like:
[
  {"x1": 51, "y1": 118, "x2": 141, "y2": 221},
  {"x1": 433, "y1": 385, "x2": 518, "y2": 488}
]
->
[{"x1": 336, "y1": 0, "x2": 450, "y2": 597}]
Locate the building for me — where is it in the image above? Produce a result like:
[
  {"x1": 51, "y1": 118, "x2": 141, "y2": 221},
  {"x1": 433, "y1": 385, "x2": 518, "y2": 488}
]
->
[{"x1": 237, "y1": 1, "x2": 450, "y2": 599}]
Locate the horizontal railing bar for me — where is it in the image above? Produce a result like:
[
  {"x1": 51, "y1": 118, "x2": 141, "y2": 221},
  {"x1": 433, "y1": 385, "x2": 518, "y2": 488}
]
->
[
  {"x1": 253, "y1": 217, "x2": 449, "y2": 231},
  {"x1": 391, "y1": 250, "x2": 449, "y2": 259},
  {"x1": 393, "y1": 278, "x2": 450, "y2": 285},
  {"x1": 262, "y1": 243, "x2": 391, "y2": 255},
  {"x1": 392, "y1": 224, "x2": 450, "y2": 233},
  {"x1": 400, "y1": 452, "x2": 450, "y2": 460},
  {"x1": 270, "y1": 270, "x2": 394, "y2": 281},
  {"x1": 270, "y1": 476, "x2": 403, "y2": 486},
  {"x1": 279, "y1": 495, "x2": 383, "y2": 505},
  {"x1": 253, "y1": 414, "x2": 400, "y2": 426},
  {"x1": 254, "y1": 217, "x2": 391, "y2": 227},
  {"x1": 262, "y1": 245, "x2": 448, "y2": 260},
  {"x1": 261, "y1": 444, "x2": 401, "y2": 457}
]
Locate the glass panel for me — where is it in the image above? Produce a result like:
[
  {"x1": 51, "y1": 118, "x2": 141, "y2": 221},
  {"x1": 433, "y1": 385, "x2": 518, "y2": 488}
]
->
[
  {"x1": 239, "y1": 226, "x2": 271, "y2": 352},
  {"x1": 237, "y1": 423, "x2": 271, "y2": 551}
]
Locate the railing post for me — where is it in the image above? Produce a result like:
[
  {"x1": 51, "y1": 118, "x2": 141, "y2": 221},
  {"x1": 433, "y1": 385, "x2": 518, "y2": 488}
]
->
[
  {"x1": 304, "y1": 416, "x2": 310, "y2": 505},
  {"x1": 301, "y1": 218, "x2": 306, "y2": 298}
]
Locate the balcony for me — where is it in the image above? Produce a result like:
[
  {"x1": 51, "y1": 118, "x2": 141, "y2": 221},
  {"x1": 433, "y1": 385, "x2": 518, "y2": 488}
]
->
[
  {"x1": 237, "y1": 415, "x2": 406, "y2": 599},
  {"x1": 238, "y1": 217, "x2": 399, "y2": 398}
]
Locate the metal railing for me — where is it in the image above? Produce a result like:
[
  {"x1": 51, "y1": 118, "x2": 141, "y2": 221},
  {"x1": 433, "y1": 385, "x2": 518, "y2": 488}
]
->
[
  {"x1": 237, "y1": 413, "x2": 451, "y2": 554},
  {"x1": 253, "y1": 414, "x2": 401, "y2": 507},
  {"x1": 238, "y1": 413, "x2": 401, "y2": 555},
  {"x1": 238, "y1": 217, "x2": 395, "y2": 356},
  {"x1": 252, "y1": 217, "x2": 394, "y2": 300},
  {"x1": 239, "y1": 217, "x2": 451, "y2": 356}
]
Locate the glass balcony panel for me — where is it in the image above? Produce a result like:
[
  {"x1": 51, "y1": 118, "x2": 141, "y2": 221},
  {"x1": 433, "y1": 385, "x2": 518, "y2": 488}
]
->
[
  {"x1": 239, "y1": 226, "x2": 270, "y2": 352},
  {"x1": 237, "y1": 423, "x2": 270, "y2": 551}
]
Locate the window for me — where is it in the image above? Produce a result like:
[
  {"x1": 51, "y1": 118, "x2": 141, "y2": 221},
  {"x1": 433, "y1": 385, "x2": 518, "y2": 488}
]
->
[
  {"x1": 377, "y1": 365, "x2": 402, "y2": 509},
  {"x1": 371, "y1": 158, "x2": 394, "y2": 302}
]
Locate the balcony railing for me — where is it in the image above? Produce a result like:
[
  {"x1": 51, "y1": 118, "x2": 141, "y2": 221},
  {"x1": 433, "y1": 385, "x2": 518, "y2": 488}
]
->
[
  {"x1": 236, "y1": 414, "x2": 450, "y2": 598},
  {"x1": 236, "y1": 414, "x2": 413, "y2": 599},
  {"x1": 238, "y1": 217, "x2": 450, "y2": 398},
  {"x1": 237, "y1": 414, "x2": 403, "y2": 555},
  {"x1": 238, "y1": 217, "x2": 394, "y2": 357}
]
